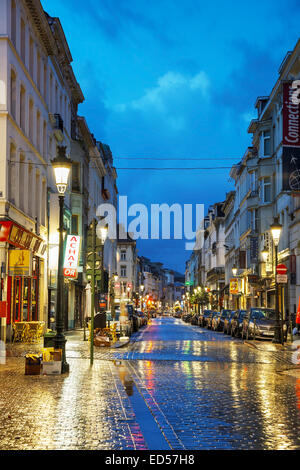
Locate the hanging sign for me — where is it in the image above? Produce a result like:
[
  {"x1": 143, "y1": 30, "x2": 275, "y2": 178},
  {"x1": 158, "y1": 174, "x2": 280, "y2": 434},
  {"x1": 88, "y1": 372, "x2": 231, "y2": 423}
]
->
[
  {"x1": 8, "y1": 250, "x2": 32, "y2": 276},
  {"x1": 63, "y1": 235, "x2": 81, "y2": 279},
  {"x1": 230, "y1": 278, "x2": 239, "y2": 295}
]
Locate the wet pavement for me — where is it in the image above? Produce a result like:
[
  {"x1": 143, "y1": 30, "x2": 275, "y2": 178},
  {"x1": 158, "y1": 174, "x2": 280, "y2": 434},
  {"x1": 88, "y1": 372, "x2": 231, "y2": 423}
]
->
[{"x1": 1, "y1": 317, "x2": 300, "y2": 450}]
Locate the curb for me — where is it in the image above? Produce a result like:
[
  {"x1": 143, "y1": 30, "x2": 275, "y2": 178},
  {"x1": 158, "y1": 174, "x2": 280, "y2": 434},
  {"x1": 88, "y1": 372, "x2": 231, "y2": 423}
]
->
[{"x1": 111, "y1": 340, "x2": 130, "y2": 349}]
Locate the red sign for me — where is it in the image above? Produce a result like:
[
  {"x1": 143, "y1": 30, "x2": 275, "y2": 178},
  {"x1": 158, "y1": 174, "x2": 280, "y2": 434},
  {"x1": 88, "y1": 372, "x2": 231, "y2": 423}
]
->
[
  {"x1": 63, "y1": 268, "x2": 78, "y2": 279},
  {"x1": 0, "y1": 301, "x2": 7, "y2": 318},
  {"x1": 283, "y1": 82, "x2": 300, "y2": 148},
  {"x1": 276, "y1": 264, "x2": 287, "y2": 275},
  {"x1": 63, "y1": 235, "x2": 80, "y2": 278}
]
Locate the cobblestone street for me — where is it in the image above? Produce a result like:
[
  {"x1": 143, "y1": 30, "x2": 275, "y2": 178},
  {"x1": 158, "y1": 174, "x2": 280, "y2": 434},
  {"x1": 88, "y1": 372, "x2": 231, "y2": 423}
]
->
[{"x1": 1, "y1": 317, "x2": 300, "y2": 450}]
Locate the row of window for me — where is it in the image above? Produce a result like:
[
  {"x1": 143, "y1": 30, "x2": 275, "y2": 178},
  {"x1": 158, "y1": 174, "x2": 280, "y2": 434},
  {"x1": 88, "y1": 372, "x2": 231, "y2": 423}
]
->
[
  {"x1": 9, "y1": 143, "x2": 47, "y2": 225},
  {"x1": 10, "y1": 68, "x2": 47, "y2": 156},
  {"x1": 10, "y1": 0, "x2": 71, "y2": 128}
]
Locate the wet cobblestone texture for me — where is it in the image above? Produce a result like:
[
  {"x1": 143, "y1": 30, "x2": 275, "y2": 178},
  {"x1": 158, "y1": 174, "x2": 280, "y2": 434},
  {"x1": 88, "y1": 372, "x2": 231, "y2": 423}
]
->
[{"x1": 1, "y1": 317, "x2": 300, "y2": 450}]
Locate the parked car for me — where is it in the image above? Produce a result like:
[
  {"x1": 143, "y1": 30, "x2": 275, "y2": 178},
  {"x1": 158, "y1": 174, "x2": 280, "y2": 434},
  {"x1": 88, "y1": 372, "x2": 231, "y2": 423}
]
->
[
  {"x1": 136, "y1": 310, "x2": 147, "y2": 327},
  {"x1": 198, "y1": 310, "x2": 212, "y2": 327},
  {"x1": 219, "y1": 309, "x2": 234, "y2": 331},
  {"x1": 106, "y1": 310, "x2": 132, "y2": 337},
  {"x1": 212, "y1": 310, "x2": 232, "y2": 331},
  {"x1": 241, "y1": 307, "x2": 287, "y2": 340},
  {"x1": 230, "y1": 310, "x2": 247, "y2": 337},
  {"x1": 206, "y1": 311, "x2": 219, "y2": 329},
  {"x1": 211, "y1": 312, "x2": 221, "y2": 331},
  {"x1": 223, "y1": 311, "x2": 236, "y2": 334},
  {"x1": 191, "y1": 314, "x2": 199, "y2": 325},
  {"x1": 182, "y1": 313, "x2": 193, "y2": 323}
]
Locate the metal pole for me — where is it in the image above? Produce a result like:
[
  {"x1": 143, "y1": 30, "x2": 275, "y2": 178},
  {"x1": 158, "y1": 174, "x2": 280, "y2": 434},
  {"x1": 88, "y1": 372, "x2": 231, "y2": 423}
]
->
[
  {"x1": 273, "y1": 244, "x2": 282, "y2": 344},
  {"x1": 54, "y1": 195, "x2": 69, "y2": 373},
  {"x1": 90, "y1": 219, "x2": 96, "y2": 366}
]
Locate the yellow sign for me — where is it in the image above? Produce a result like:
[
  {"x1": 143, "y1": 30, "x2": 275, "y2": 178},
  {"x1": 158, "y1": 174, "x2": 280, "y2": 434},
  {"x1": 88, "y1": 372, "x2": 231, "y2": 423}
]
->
[
  {"x1": 8, "y1": 250, "x2": 32, "y2": 276},
  {"x1": 230, "y1": 278, "x2": 239, "y2": 295}
]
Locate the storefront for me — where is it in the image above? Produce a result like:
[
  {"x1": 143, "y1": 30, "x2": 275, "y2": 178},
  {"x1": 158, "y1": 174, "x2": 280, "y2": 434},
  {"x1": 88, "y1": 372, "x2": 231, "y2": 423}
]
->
[{"x1": 0, "y1": 220, "x2": 46, "y2": 336}]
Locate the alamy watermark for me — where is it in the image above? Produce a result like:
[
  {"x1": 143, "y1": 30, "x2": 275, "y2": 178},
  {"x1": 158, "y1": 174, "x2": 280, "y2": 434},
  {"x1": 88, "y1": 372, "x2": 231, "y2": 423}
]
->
[{"x1": 96, "y1": 196, "x2": 205, "y2": 251}]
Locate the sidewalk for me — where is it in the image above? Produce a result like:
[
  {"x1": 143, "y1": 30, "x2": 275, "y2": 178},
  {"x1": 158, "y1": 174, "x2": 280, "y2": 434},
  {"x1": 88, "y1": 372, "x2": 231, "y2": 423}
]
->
[{"x1": 4, "y1": 328, "x2": 138, "y2": 361}]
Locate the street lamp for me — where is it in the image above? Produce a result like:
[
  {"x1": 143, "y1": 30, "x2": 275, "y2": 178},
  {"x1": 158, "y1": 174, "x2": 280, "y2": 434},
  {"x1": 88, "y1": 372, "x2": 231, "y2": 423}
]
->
[
  {"x1": 232, "y1": 265, "x2": 238, "y2": 309},
  {"x1": 232, "y1": 264, "x2": 238, "y2": 277},
  {"x1": 261, "y1": 246, "x2": 269, "y2": 308},
  {"x1": 270, "y1": 217, "x2": 283, "y2": 344},
  {"x1": 51, "y1": 146, "x2": 72, "y2": 374},
  {"x1": 261, "y1": 246, "x2": 269, "y2": 263}
]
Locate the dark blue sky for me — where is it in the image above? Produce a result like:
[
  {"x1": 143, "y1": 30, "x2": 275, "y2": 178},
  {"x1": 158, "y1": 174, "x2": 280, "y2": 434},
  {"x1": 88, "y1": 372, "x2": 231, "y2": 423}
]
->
[{"x1": 42, "y1": 0, "x2": 300, "y2": 273}]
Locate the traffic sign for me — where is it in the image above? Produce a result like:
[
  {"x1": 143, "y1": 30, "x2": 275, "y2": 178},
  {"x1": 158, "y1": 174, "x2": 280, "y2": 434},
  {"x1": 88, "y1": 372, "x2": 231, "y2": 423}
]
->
[
  {"x1": 276, "y1": 274, "x2": 288, "y2": 284},
  {"x1": 276, "y1": 264, "x2": 287, "y2": 275}
]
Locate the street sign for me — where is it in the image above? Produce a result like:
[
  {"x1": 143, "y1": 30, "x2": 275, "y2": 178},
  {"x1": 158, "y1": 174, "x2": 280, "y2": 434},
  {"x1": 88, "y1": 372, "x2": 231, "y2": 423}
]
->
[
  {"x1": 276, "y1": 264, "x2": 287, "y2": 275},
  {"x1": 276, "y1": 274, "x2": 288, "y2": 284}
]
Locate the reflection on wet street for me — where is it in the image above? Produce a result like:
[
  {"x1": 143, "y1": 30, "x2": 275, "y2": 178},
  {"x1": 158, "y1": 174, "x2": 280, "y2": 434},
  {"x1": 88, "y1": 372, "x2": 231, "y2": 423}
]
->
[
  {"x1": 1, "y1": 316, "x2": 300, "y2": 450},
  {"x1": 124, "y1": 317, "x2": 300, "y2": 450}
]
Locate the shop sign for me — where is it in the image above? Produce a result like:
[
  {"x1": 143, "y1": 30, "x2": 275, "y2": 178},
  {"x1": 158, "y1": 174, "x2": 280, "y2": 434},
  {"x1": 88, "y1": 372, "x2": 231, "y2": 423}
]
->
[
  {"x1": 8, "y1": 250, "x2": 32, "y2": 276},
  {"x1": 250, "y1": 237, "x2": 259, "y2": 263},
  {"x1": 248, "y1": 275, "x2": 258, "y2": 284},
  {"x1": 0, "y1": 221, "x2": 44, "y2": 254},
  {"x1": 283, "y1": 82, "x2": 300, "y2": 148},
  {"x1": 230, "y1": 278, "x2": 239, "y2": 295},
  {"x1": 276, "y1": 274, "x2": 288, "y2": 284},
  {"x1": 99, "y1": 294, "x2": 107, "y2": 310},
  {"x1": 63, "y1": 235, "x2": 81, "y2": 279}
]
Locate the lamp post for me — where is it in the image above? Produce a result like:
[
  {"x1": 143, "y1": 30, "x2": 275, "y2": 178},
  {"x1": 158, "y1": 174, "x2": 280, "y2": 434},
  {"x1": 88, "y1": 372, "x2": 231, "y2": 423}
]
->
[
  {"x1": 51, "y1": 146, "x2": 72, "y2": 374},
  {"x1": 110, "y1": 272, "x2": 118, "y2": 322},
  {"x1": 270, "y1": 217, "x2": 283, "y2": 344},
  {"x1": 232, "y1": 265, "x2": 238, "y2": 309},
  {"x1": 261, "y1": 246, "x2": 269, "y2": 307},
  {"x1": 140, "y1": 285, "x2": 144, "y2": 311}
]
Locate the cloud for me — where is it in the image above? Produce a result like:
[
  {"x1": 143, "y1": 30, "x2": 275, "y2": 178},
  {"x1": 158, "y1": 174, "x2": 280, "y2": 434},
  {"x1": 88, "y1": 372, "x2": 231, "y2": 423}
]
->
[{"x1": 113, "y1": 70, "x2": 211, "y2": 133}]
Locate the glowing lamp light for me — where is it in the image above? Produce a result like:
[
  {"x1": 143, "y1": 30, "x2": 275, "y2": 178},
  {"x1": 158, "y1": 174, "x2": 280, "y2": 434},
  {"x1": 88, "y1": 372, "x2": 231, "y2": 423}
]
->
[
  {"x1": 99, "y1": 225, "x2": 108, "y2": 243},
  {"x1": 51, "y1": 146, "x2": 72, "y2": 194},
  {"x1": 270, "y1": 217, "x2": 282, "y2": 247},
  {"x1": 232, "y1": 264, "x2": 238, "y2": 277},
  {"x1": 261, "y1": 246, "x2": 269, "y2": 262}
]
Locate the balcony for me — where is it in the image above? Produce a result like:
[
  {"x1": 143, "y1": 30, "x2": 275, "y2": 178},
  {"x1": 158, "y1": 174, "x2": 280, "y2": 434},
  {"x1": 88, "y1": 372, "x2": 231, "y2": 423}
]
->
[
  {"x1": 247, "y1": 189, "x2": 259, "y2": 209},
  {"x1": 206, "y1": 267, "x2": 225, "y2": 281}
]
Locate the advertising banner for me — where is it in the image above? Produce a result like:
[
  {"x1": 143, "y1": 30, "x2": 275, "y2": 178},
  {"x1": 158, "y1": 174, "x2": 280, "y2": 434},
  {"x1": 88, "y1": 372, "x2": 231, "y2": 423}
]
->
[
  {"x1": 230, "y1": 278, "x2": 239, "y2": 295},
  {"x1": 283, "y1": 81, "x2": 300, "y2": 148},
  {"x1": 63, "y1": 235, "x2": 81, "y2": 279},
  {"x1": 282, "y1": 146, "x2": 300, "y2": 192}
]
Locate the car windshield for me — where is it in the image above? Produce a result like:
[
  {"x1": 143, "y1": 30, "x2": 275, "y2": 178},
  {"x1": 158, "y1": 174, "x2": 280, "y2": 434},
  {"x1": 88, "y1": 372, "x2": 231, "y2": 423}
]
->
[
  {"x1": 221, "y1": 310, "x2": 231, "y2": 317},
  {"x1": 239, "y1": 310, "x2": 247, "y2": 318},
  {"x1": 107, "y1": 311, "x2": 119, "y2": 321},
  {"x1": 250, "y1": 309, "x2": 276, "y2": 320}
]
